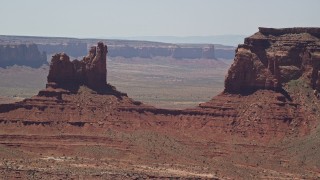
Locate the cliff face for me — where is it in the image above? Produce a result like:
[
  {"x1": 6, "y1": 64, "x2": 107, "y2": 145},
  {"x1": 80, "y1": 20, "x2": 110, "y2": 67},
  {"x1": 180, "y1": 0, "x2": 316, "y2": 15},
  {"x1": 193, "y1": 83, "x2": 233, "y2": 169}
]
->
[
  {"x1": 0, "y1": 44, "x2": 47, "y2": 68},
  {"x1": 47, "y1": 42, "x2": 107, "y2": 90},
  {"x1": 225, "y1": 27, "x2": 320, "y2": 93}
]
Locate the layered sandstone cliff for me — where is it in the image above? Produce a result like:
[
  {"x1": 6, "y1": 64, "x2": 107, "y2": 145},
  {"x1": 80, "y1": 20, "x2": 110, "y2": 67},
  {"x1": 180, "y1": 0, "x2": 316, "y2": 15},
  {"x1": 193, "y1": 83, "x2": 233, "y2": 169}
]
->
[
  {"x1": 225, "y1": 27, "x2": 320, "y2": 93},
  {"x1": 0, "y1": 43, "x2": 47, "y2": 68}
]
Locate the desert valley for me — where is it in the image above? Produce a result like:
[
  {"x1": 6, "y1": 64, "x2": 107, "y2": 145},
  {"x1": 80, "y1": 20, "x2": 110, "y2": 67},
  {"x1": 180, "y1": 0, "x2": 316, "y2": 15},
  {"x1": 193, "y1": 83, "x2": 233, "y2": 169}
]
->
[{"x1": 0, "y1": 27, "x2": 319, "y2": 179}]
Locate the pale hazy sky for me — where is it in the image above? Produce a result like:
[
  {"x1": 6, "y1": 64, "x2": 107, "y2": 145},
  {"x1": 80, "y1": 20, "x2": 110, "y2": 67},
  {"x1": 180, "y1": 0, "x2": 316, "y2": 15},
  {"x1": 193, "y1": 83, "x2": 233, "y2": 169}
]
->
[{"x1": 0, "y1": 0, "x2": 319, "y2": 38}]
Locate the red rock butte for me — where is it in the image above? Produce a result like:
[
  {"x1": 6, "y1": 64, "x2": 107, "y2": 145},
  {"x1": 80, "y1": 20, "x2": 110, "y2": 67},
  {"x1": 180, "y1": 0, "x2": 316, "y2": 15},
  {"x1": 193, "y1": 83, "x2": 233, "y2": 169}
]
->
[
  {"x1": 0, "y1": 28, "x2": 320, "y2": 179},
  {"x1": 47, "y1": 42, "x2": 108, "y2": 90}
]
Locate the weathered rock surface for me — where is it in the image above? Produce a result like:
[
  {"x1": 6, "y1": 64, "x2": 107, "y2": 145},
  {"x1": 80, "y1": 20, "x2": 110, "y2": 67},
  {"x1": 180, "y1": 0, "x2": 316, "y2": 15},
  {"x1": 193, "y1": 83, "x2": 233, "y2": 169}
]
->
[
  {"x1": 0, "y1": 43, "x2": 47, "y2": 68},
  {"x1": 47, "y1": 42, "x2": 107, "y2": 90},
  {"x1": 225, "y1": 27, "x2": 320, "y2": 93}
]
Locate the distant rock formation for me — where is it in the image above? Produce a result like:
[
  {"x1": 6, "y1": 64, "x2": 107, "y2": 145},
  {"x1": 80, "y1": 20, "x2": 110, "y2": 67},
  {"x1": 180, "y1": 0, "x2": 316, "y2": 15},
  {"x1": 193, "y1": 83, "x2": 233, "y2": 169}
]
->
[
  {"x1": 214, "y1": 47, "x2": 235, "y2": 60},
  {"x1": 0, "y1": 44, "x2": 47, "y2": 68},
  {"x1": 38, "y1": 42, "x2": 87, "y2": 58},
  {"x1": 108, "y1": 44, "x2": 216, "y2": 59},
  {"x1": 225, "y1": 27, "x2": 320, "y2": 93},
  {"x1": 47, "y1": 42, "x2": 107, "y2": 90},
  {"x1": 38, "y1": 42, "x2": 219, "y2": 60},
  {"x1": 0, "y1": 35, "x2": 237, "y2": 63}
]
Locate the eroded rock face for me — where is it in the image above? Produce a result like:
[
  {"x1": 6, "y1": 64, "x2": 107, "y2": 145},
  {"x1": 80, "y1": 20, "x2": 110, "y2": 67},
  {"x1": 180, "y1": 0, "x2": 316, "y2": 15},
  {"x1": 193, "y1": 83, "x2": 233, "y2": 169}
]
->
[
  {"x1": 47, "y1": 42, "x2": 107, "y2": 90},
  {"x1": 225, "y1": 27, "x2": 320, "y2": 93}
]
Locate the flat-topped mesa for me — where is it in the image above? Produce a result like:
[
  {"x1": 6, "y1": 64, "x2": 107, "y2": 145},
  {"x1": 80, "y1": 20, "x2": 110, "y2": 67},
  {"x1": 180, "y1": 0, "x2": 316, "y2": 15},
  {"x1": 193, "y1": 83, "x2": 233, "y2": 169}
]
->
[
  {"x1": 0, "y1": 43, "x2": 47, "y2": 68},
  {"x1": 225, "y1": 27, "x2": 320, "y2": 94},
  {"x1": 47, "y1": 42, "x2": 108, "y2": 90}
]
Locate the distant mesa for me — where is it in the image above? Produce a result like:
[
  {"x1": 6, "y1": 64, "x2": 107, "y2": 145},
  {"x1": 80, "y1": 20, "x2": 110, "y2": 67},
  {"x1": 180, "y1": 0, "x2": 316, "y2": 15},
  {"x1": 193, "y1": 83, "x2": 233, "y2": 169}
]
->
[
  {"x1": 47, "y1": 42, "x2": 107, "y2": 90},
  {"x1": 0, "y1": 35, "x2": 236, "y2": 67},
  {"x1": 38, "y1": 42, "x2": 87, "y2": 58},
  {"x1": 225, "y1": 27, "x2": 320, "y2": 93},
  {"x1": 0, "y1": 43, "x2": 47, "y2": 68},
  {"x1": 108, "y1": 44, "x2": 217, "y2": 59}
]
